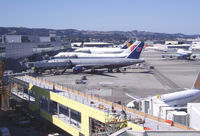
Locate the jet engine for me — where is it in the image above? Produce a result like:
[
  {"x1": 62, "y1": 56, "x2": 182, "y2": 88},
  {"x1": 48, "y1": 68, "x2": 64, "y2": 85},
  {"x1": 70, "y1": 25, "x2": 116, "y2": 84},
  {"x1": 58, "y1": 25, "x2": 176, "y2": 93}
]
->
[
  {"x1": 75, "y1": 49, "x2": 91, "y2": 53},
  {"x1": 192, "y1": 55, "x2": 196, "y2": 59},
  {"x1": 72, "y1": 66, "x2": 84, "y2": 73}
]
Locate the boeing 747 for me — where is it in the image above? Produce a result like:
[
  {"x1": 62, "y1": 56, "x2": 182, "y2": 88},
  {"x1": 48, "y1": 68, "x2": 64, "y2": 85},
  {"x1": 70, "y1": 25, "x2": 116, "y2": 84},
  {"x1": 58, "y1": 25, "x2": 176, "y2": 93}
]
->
[
  {"x1": 74, "y1": 40, "x2": 133, "y2": 54},
  {"x1": 26, "y1": 42, "x2": 145, "y2": 74}
]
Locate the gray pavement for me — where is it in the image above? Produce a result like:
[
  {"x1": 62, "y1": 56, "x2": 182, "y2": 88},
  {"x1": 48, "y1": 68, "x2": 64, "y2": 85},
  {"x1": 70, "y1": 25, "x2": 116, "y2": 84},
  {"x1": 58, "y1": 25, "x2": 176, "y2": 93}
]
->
[{"x1": 36, "y1": 51, "x2": 200, "y2": 105}]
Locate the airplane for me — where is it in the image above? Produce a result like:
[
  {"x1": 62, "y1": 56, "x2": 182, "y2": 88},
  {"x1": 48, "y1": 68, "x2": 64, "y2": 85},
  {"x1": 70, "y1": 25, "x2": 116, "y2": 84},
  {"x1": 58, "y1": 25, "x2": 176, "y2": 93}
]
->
[
  {"x1": 70, "y1": 42, "x2": 145, "y2": 73},
  {"x1": 53, "y1": 40, "x2": 134, "y2": 58},
  {"x1": 161, "y1": 43, "x2": 197, "y2": 60},
  {"x1": 54, "y1": 41, "x2": 141, "y2": 59},
  {"x1": 144, "y1": 44, "x2": 168, "y2": 52},
  {"x1": 25, "y1": 42, "x2": 145, "y2": 74},
  {"x1": 120, "y1": 40, "x2": 134, "y2": 49},
  {"x1": 126, "y1": 72, "x2": 200, "y2": 109},
  {"x1": 74, "y1": 40, "x2": 134, "y2": 54},
  {"x1": 25, "y1": 58, "x2": 72, "y2": 75},
  {"x1": 192, "y1": 41, "x2": 200, "y2": 50}
]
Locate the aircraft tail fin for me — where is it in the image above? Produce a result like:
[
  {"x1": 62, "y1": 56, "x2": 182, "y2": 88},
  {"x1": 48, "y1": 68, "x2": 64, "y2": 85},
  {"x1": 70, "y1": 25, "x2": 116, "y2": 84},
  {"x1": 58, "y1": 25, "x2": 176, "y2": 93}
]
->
[
  {"x1": 126, "y1": 42, "x2": 144, "y2": 59},
  {"x1": 189, "y1": 41, "x2": 193, "y2": 51},
  {"x1": 193, "y1": 72, "x2": 200, "y2": 89},
  {"x1": 121, "y1": 40, "x2": 133, "y2": 49},
  {"x1": 122, "y1": 41, "x2": 140, "y2": 54}
]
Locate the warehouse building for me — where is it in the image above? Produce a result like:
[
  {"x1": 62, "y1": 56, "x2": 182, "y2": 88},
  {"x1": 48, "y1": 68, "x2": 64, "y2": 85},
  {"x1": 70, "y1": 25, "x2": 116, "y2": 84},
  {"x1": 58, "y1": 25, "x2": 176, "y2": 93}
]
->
[{"x1": 0, "y1": 34, "x2": 70, "y2": 59}]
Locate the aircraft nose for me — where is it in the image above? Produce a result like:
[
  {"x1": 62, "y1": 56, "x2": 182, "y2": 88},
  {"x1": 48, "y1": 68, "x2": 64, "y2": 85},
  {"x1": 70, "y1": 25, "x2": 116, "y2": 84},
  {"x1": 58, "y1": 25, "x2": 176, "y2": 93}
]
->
[{"x1": 126, "y1": 101, "x2": 134, "y2": 108}]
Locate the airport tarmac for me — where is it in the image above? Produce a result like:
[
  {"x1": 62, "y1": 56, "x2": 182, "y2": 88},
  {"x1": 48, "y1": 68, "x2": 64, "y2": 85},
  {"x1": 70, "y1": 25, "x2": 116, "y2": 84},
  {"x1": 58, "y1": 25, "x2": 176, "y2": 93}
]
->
[{"x1": 37, "y1": 51, "x2": 200, "y2": 105}]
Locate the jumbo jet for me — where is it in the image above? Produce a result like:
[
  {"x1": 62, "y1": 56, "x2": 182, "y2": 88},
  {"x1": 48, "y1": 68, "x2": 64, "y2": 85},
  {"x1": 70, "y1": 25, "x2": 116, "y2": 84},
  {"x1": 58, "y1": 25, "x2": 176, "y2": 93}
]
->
[
  {"x1": 126, "y1": 72, "x2": 200, "y2": 108},
  {"x1": 54, "y1": 41, "x2": 141, "y2": 59},
  {"x1": 53, "y1": 40, "x2": 134, "y2": 58},
  {"x1": 25, "y1": 42, "x2": 145, "y2": 74},
  {"x1": 74, "y1": 40, "x2": 134, "y2": 54},
  {"x1": 161, "y1": 43, "x2": 197, "y2": 59},
  {"x1": 70, "y1": 42, "x2": 144, "y2": 73},
  {"x1": 145, "y1": 44, "x2": 168, "y2": 52}
]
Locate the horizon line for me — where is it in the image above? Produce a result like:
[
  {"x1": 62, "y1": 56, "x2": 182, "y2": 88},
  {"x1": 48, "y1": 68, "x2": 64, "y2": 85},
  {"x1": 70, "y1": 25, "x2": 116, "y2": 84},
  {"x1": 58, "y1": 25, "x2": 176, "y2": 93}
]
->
[{"x1": 0, "y1": 26, "x2": 199, "y2": 36}]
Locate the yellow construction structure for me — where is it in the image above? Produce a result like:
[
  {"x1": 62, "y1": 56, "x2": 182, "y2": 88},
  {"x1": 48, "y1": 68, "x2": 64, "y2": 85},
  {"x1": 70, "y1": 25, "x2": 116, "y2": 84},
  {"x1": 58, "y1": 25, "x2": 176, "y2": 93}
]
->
[
  {"x1": 10, "y1": 75, "x2": 143, "y2": 136},
  {"x1": 9, "y1": 75, "x2": 192, "y2": 136}
]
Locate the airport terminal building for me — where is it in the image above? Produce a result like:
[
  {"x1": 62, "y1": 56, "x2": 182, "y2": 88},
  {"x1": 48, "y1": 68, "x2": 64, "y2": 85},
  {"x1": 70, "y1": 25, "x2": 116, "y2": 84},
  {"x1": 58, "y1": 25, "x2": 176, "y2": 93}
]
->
[{"x1": 0, "y1": 34, "x2": 71, "y2": 59}]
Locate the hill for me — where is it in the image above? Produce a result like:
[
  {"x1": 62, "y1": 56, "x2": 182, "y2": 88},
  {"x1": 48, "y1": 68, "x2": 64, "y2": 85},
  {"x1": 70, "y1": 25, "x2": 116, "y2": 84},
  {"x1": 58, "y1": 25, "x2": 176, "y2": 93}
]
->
[{"x1": 0, "y1": 27, "x2": 199, "y2": 43}]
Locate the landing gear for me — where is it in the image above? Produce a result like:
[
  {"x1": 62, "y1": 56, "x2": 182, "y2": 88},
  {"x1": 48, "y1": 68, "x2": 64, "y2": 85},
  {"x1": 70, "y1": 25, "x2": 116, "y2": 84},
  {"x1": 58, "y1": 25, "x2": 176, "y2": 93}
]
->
[
  {"x1": 91, "y1": 68, "x2": 98, "y2": 73},
  {"x1": 108, "y1": 68, "x2": 113, "y2": 73},
  {"x1": 116, "y1": 68, "x2": 121, "y2": 73},
  {"x1": 34, "y1": 68, "x2": 43, "y2": 75}
]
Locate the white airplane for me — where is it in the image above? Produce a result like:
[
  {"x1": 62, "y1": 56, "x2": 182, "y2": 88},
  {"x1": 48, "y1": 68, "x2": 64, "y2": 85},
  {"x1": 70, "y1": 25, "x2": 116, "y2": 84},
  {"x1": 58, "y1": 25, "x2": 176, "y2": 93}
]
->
[
  {"x1": 54, "y1": 51, "x2": 86, "y2": 58},
  {"x1": 74, "y1": 40, "x2": 134, "y2": 54},
  {"x1": 26, "y1": 42, "x2": 145, "y2": 74},
  {"x1": 161, "y1": 43, "x2": 197, "y2": 59},
  {"x1": 145, "y1": 44, "x2": 168, "y2": 52},
  {"x1": 192, "y1": 41, "x2": 200, "y2": 50},
  {"x1": 126, "y1": 72, "x2": 200, "y2": 108},
  {"x1": 75, "y1": 41, "x2": 141, "y2": 58},
  {"x1": 54, "y1": 41, "x2": 140, "y2": 59}
]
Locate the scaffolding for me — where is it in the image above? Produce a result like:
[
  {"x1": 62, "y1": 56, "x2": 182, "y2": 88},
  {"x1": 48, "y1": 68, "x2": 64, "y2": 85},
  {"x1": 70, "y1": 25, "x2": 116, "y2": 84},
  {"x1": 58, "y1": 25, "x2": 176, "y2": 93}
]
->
[
  {"x1": 91, "y1": 104, "x2": 133, "y2": 136},
  {"x1": 104, "y1": 106, "x2": 128, "y2": 135},
  {"x1": 93, "y1": 104, "x2": 146, "y2": 136}
]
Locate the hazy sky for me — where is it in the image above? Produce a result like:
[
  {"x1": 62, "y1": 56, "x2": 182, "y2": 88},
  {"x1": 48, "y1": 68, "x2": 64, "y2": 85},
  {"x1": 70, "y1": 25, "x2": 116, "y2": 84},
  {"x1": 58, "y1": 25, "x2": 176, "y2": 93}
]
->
[{"x1": 1, "y1": 0, "x2": 200, "y2": 34}]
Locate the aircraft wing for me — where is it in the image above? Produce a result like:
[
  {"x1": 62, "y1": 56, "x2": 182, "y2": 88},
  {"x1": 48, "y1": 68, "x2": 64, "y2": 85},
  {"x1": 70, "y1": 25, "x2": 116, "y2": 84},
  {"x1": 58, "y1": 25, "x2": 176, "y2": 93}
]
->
[
  {"x1": 162, "y1": 53, "x2": 200, "y2": 59},
  {"x1": 161, "y1": 53, "x2": 179, "y2": 58},
  {"x1": 125, "y1": 93, "x2": 141, "y2": 100}
]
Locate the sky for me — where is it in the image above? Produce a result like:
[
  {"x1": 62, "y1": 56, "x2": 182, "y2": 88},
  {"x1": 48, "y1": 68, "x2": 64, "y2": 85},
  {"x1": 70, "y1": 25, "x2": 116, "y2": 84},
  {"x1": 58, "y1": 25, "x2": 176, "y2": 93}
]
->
[{"x1": 0, "y1": 0, "x2": 200, "y2": 35}]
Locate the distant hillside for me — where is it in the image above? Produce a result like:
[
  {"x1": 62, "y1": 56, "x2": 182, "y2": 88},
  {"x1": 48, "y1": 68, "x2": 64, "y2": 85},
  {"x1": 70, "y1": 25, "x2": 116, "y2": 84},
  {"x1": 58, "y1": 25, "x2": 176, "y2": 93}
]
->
[{"x1": 0, "y1": 27, "x2": 199, "y2": 43}]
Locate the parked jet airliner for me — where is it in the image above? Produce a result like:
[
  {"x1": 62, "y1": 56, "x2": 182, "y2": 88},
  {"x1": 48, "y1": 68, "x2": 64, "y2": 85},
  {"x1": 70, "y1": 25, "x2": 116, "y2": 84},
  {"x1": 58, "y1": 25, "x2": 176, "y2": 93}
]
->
[
  {"x1": 54, "y1": 41, "x2": 139, "y2": 59},
  {"x1": 162, "y1": 43, "x2": 198, "y2": 59},
  {"x1": 26, "y1": 42, "x2": 145, "y2": 74},
  {"x1": 126, "y1": 72, "x2": 200, "y2": 108},
  {"x1": 74, "y1": 40, "x2": 133, "y2": 54}
]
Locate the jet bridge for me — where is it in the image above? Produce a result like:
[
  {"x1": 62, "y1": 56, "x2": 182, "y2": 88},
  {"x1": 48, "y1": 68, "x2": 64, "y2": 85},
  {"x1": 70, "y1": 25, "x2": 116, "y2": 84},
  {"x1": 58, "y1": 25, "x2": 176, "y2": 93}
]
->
[{"x1": 25, "y1": 58, "x2": 73, "y2": 74}]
